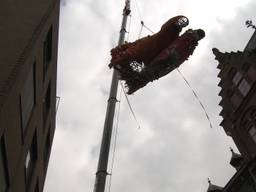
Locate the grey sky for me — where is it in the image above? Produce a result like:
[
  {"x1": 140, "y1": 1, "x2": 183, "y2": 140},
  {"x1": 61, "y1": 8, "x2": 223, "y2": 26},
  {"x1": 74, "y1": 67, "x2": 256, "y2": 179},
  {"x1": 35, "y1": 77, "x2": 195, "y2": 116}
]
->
[{"x1": 44, "y1": 0, "x2": 256, "y2": 191}]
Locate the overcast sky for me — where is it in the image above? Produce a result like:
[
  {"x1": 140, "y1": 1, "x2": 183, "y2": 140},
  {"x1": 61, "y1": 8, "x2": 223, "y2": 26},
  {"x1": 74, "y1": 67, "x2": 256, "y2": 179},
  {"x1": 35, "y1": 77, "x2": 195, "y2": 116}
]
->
[{"x1": 44, "y1": 0, "x2": 256, "y2": 192}]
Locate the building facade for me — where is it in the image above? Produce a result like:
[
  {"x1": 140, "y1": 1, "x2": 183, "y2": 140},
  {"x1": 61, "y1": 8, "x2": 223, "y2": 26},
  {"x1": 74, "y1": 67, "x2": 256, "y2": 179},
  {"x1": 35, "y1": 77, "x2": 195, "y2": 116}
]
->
[
  {"x1": 207, "y1": 153, "x2": 256, "y2": 192},
  {"x1": 208, "y1": 30, "x2": 256, "y2": 191},
  {"x1": 0, "y1": 0, "x2": 60, "y2": 191},
  {"x1": 222, "y1": 156, "x2": 256, "y2": 192},
  {"x1": 213, "y1": 32, "x2": 256, "y2": 161}
]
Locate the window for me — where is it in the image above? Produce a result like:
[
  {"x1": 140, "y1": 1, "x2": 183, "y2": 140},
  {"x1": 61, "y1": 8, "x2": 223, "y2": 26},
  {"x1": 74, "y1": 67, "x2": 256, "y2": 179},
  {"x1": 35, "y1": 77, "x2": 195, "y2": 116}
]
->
[
  {"x1": 240, "y1": 107, "x2": 256, "y2": 129},
  {"x1": 44, "y1": 128, "x2": 51, "y2": 168},
  {"x1": 249, "y1": 125, "x2": 256, "y2": 143},
  {"x1": 25, "y1": 132, "x2": 37, "y2": 184},
  {"x1": 0, "y1": 137, "x2": 8, "y2": 192},
  {"x1": 232, "y1": 71, "x2": 242, "y2": 85},
  {"x1": 20, "y1": 64, "x2": 35, "y2": 131},
  {"x1": 43, "y1": 27, "x2": 53, "y2": 79},
  {"x1": 231, "y1": 92, "x2": 242, "y2": 109},
  {"x1": 238, "y1": 79, "x2": 251, "y2": 97},
  {"x1": 43, "y1": 83, "x2": 51, "y2": 128},
  {"x1": 34, "y1": 179, "x2": 39, "y2": 192},
  {"x1": 248, "y1": 66, "x2": 256, "y2": 82}
]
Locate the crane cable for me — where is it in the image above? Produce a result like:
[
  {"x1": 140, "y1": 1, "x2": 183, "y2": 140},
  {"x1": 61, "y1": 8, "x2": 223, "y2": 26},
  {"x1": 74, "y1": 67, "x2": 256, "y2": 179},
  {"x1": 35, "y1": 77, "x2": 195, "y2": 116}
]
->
[
  {"x1": 121, "y1": 83, "x2": 141, "y2": 129},
  {"x1": 176, "y1": 69, "x2": 213, "y2": 129},
  {"x1": 138, "y1": 21, "x2": 155, "y2": 39}
]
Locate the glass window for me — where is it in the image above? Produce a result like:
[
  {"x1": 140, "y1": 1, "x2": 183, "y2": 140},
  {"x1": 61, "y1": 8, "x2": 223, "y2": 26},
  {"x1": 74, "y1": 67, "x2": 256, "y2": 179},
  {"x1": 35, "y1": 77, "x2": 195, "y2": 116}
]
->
[
  {"x1": 25, "y1": 132, "x2": 37, "y2": 184},
  {"x1": 44, "y1": 128, "x2": 51, "y2": 168},
  {"x1": 43, "y1": 27, "x2": 52, "y2": 79},
  {"x1": 232, "y1": 71, "x2": 242, "y2": 85},
  {"x1": 249, "y1": 126, "x2": 256, "y2": 143},
  {"x1": 34, "y1": 179, "x2": 39, "y2": 192},
  {"x1": 0, "y1": 137, "x2": 8, "y2": 192},
  {"x1": 248, "y1": 66, "x2": 256, "y2": 82},
  {"x1": 231, "y1": 93, "x2": 242, "y2": 109},
  {"x1": 238, "y1": 79, "x2": 251, "y2": 97},
  {"x1": 20, "y1": 64, "x2": 35, "y2": 131},
  {"x1": 43, "y1": 83, "x2": 51, "y2": 128}
]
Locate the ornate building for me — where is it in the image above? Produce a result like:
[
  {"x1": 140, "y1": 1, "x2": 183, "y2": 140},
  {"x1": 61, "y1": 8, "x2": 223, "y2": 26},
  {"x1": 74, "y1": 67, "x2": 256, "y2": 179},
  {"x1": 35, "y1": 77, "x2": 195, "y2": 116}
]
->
[
  {"x1": 206, "y1": 149, "x2": 256, "y2": 192},
  {"x1": 0, "y1": 0, "x2": 60, "y2": 191},
  {"x1": 208, "y1": 29, "x2": 256, "y2": 191},
  {"x1": 222, "y1": 151, "x2": 256, "y2": 191},
  {"x1": 213, "y1": 29, "x2": 256, "y2": 160}
]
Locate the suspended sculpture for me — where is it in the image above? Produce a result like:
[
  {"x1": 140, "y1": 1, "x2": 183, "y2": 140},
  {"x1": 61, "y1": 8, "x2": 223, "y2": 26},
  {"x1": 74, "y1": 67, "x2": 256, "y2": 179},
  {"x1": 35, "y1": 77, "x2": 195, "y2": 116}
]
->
[{"x1": 109, "y1": 15, "x2": 205, "y2": 94}]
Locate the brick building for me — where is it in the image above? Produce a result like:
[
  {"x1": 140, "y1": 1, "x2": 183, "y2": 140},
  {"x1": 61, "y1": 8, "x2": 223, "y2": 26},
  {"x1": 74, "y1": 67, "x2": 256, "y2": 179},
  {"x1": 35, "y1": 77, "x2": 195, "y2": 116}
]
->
[{"x1": 0, "y1": 0, "x2": 60, "y2": 191}]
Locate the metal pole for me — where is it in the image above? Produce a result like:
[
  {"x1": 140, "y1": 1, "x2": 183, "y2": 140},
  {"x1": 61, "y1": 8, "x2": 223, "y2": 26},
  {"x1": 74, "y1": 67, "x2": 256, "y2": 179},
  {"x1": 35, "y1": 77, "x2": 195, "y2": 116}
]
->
[{"x1": 93, "y1": 1, "x2": 131, "y2": 192}]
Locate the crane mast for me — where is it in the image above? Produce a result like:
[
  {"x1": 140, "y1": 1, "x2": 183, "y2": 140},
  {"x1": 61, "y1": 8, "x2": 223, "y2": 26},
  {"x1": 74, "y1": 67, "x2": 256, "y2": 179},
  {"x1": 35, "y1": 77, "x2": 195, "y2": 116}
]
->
[{"x1": 93, "y1": 1, "x2": 131, "y2": 192}]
